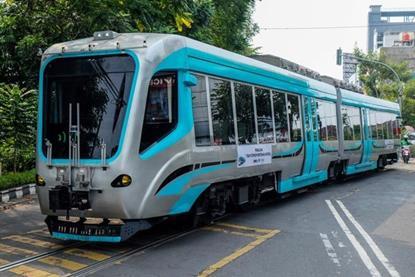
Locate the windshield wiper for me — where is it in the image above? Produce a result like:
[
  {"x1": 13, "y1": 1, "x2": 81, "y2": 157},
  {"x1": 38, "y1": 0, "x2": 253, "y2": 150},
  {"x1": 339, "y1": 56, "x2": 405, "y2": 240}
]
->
[
  {"x1": 112, "y1": 73, "x2": 126, "y2": 131},
  {"x1": 89, "y1": 59, "x2": 127, "y2": 107}
]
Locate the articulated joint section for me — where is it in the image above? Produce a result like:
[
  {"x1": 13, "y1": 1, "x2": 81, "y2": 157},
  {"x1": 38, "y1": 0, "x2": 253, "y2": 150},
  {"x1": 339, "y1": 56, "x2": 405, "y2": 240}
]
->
[{"x1": 45, "y1": 216, "x2": 152, "y2": 242}]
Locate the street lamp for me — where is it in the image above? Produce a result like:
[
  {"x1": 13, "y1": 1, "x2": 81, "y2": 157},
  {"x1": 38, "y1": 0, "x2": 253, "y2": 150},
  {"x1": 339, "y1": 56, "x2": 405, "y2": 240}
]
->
[{"x1": 336, "y1": 49, "x2": 404, "y2": 115}]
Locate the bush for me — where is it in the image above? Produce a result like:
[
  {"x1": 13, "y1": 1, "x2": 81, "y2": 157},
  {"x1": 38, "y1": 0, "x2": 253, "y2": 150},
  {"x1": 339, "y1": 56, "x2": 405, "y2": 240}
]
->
[
  {"x1": 0, "y1": 169, "x2": 35, "y2": 191},
  {"x1": 0, "y1": 83, "x2": 37, "y2": 173}
]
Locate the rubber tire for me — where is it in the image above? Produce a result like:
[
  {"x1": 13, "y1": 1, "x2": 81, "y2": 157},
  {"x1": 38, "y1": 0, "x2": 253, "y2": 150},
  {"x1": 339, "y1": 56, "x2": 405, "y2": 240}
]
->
[
  {"x1": 403, "y1": 156, "x2": 409, "y2": 164},
  {"x1": 377, "y1": 156, "x2": 385, "y2": 169}
]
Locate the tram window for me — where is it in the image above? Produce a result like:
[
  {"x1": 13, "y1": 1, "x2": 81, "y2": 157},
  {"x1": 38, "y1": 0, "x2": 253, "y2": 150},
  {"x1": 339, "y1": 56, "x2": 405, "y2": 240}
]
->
[
  {"x1": 387, "y1": 114, "x2": 394, "y2": 140},
  {"x1": 319, "y1": 116, "x2": 327, "y2": 141},
  {"x1": 342, "y1": 106, "x2": 353, "y2": 141},
  {"x1": 235, "y1": 82, "x2": 257, "y2": 144},
  {"x1": 209, "y1": 78, "x2": 235, "y2": 145},
  {"x1": 287, "y1": 94, "x2": 302, "y2": 142},
  {"x1": 328, "y1": 108, "x2": 337, "y2": 140},
  {"x1": 316, "y1": 101, "x2": 327, "y2": 141},
  {"x1": 383, "y1": 113, "x2": 390, "y2": 139},
  {"x1": 191, "y1": 75, "x2": 211, "y2": 146},
  {"x1": 393, "y1": 115, "x2": 400, "y2": 139},
  {"x1": 389, "y1": 113, "x2": 399, "y2": 139},
  {"x1": 376, "y1": 112, "x2": 384, "y2": 140},
  {"x1": 378, "y1": 112, "x2": 389, "y2": 139},
  {"x1": 140, "y1": 71, "x2": 178, "y2": 152},
  {"x1": 317, "y1": 100, "x2": 337, "y2": 141},
  {"x1": 327, "y1": 117, "x2": 338, "y2": 141},
  {"x1": 369, "y1": 110, "x2": 377, "y2": 139},
  {"x1": 272, "y1": 91, "x2": 289, "y2": 142},
  {"x1": 381, "y1": 112, "x2": 388, "y2": 139},
  {"x1": 350, "y1": 107, "x2": 361, "y2": 140},
  {"x1": 374, "y1": 111, "x2": 379, "y2": 139},
  {"x1": 255, "y1": 88, "x2": 274, "y2": 143}
]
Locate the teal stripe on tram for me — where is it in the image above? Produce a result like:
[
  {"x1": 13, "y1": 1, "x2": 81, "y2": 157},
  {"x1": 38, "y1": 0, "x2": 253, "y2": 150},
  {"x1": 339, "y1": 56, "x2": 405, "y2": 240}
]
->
[{"x1": 169, "y1": 183, "x2": 209, "y2": 215}]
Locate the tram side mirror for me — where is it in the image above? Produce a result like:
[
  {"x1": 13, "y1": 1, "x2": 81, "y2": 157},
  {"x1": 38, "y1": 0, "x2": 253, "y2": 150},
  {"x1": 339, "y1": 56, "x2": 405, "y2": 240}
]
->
[{"x1": 184, "y1": 72, "x2": 197, "y2": 87}]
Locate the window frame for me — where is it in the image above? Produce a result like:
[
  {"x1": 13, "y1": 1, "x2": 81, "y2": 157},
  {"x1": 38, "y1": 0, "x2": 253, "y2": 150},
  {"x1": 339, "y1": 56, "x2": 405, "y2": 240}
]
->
[
  {"x1": 316, "y1": 99, "x2": 338, "y2": 142},
  {"x1": 272, "y1": 90, "x2": 289, "y2": 143},
  {"x1": 233, "y1": 81, "x2": 257, "y2": 145},
  {"x1": 208, "y1": 77, "x2": 235, "y2": 146},
  {"x1": 341, "y1": 105, "x2": 362, "y2": 141},
  {"x1": 368, "y1": 110, "x2": 400, "y2": 140},
  {"x1": 286, "y1": 92, "x2": 303, "y2": 142},
  {"x1": 139, "y1": 70, "x2": 179, "y2": 153},
  {"x1": 191, "y1": 73, "x2": 213, "y2": 146},
  {"x1": 189, "y1": 72, "x2": 304, "y2": 147},
  {"x1": 254, "y1": 86, "x2": 274, "y2": 144}
]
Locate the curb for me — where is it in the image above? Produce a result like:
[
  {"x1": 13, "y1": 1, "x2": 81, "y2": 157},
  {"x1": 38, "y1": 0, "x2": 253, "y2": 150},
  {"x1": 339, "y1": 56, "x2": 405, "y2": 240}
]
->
[{"x1": 0, "y1": 184, "x2": 36, "y2": 203}]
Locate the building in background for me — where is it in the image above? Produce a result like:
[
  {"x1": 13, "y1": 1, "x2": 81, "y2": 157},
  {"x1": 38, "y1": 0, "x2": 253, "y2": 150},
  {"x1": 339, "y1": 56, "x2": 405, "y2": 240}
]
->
[
  {"x1": 368, "y1": 5, "x2": 415, "y2": 52},
  {"x1": 367, "y1": 5, "x2": 415, "y2": 73}
]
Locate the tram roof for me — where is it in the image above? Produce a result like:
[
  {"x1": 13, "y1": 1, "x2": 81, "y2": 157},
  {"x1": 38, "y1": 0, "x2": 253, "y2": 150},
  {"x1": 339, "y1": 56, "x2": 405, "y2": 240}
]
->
[{"x1": 43, "y1": 32, "x2": 399, "y2": 113}]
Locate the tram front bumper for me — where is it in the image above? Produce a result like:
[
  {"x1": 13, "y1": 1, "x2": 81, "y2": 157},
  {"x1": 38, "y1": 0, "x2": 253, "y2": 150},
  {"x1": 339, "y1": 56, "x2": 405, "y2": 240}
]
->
[{"x1": 45, "y1": 216, "x2": 152, "y2": 242}]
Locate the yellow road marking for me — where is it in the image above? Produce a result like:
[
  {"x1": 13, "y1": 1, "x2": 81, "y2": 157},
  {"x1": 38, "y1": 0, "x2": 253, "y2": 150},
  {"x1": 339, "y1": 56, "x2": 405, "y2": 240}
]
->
[
  {"x1": 64, "y1": 248, "x2": 111, "y2": 261},
  {"x1": 27, "y1": 228, "x2": 48, "y2": 234},
  {"x1": 202, "y1": 226, "x2": 260, "y2": 238},
  {"x1": 215, "y1": 223, "x2": 274, "y2": 234},
  {"x1": 9, "y1": 265, "x2": 59, "y2": 277},
  {"x1": 39, "y1": 256, "x2": 87, "y2": 271},
  {"x1": 0, "y1": 242, "x2": 38, "y2": 255},
  {"x1": 198, "y1": 229, "x2": 280, "y2": 277},
  {"x1": 3, "y1": 235, "x2": 59, "y2": 249},
  {"x1": 27, "y1": 229, "x2": 51, "y2": 236},
  {"x1": 0, "y1": 258, "x2": 8, "y2": 266}
]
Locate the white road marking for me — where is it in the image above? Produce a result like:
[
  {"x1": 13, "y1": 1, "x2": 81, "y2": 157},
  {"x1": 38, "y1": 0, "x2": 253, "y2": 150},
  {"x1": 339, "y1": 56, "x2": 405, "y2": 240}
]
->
[
  {"x1": 336, "y1": 200, "x2": 400, "y2": 277},
  {"x1": 326, "y1": 200, "x2": 381, "y2": 277},
  {"x1": 319, "y1": 233, "x2": 341, "y2": 267},
  {"x1": 338, "y1": 242, "x2": 346, "y2": 248}
]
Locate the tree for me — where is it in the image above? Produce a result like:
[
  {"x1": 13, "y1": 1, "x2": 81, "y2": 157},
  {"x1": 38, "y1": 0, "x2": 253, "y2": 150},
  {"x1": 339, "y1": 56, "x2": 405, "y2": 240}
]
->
[
  {"x1": 207, "y1": 0, "x2": 259, "y2": 55},
  {"x1": 0, "y1": 84, "x2": 37, "y2": 172},
  {"x1": 354, "y1": 48, "x2": 415, "y2": 127},
  {"x1": 0, "y1": 0, "x2": 259, "y2": 172},
  {"x1": 0, "y1": 0, "x2": 258, "y2": 90},
  {"x1": 354, "y1": 48, "x2": 412, "y2": 100},
  {"x1": 402, "y1": 79, "x2": 415, "y2": 127}
]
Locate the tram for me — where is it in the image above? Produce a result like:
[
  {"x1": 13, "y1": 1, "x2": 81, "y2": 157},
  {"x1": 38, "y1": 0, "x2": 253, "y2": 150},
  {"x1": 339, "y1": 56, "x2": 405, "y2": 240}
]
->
[{"x1": 35, "y1": 31, "x2": 400, "y2": 242}]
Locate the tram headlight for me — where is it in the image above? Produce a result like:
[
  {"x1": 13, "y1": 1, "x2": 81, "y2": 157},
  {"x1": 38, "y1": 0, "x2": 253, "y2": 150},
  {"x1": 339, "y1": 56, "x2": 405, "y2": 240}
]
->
[
  {"x1": 111, "y1": 174, "x2": 132, "y2": 187},
  {"x1": 36, "y1": 174, "x2": 46, "y2": 186}
]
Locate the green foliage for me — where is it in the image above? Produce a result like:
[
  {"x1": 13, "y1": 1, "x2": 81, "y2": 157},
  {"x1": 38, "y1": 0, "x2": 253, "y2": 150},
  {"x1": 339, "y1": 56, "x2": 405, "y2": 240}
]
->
[
  {"x1": 0, "y1": 169, "x2": 35, "y2": 191},
  {"x1": 206, "y1": 0, "x2": 259, "y2": 55},
  {"x1": 0, "y1": 84, "x2": 37, "y2": 172},
  {"x1": 0, "y1": 0, "x2": 258, "y2": 89},
  {"x1": 354, "y1": 48, "x2": 412, "y2": 99},
  {"x1": 402, "y1": 79, "x2": 415, "y2": 127},
  {"x1": 0, "y1": 0, "x2": 258, "y2": 176},
  {"x1": 354, "y1": 48, "x2": 415, "y2": 126}
]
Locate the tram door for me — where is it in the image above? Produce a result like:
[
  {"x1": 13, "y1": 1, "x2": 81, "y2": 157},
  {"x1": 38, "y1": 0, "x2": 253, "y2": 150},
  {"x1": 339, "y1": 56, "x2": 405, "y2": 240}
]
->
[{"x1": 302, "y1": 96, "x2": 320, "y2": 174}]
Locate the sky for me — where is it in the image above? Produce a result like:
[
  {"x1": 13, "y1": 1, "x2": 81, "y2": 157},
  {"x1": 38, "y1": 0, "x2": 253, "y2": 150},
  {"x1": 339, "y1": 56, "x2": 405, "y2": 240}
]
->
[{"x1": 252, "y1": 0, "x2": 415, "y2": 79}]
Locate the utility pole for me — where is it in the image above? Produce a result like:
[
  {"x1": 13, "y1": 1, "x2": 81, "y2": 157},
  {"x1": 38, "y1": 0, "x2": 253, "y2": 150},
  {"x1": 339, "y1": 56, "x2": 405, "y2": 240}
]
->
[{"x1": 336, "y1": 48, "x2": 404, "y2": 115}]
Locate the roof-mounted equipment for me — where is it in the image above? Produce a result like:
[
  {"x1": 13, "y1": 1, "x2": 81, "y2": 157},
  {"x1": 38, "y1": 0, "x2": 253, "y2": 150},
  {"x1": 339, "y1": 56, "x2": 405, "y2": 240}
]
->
[{"x1": 93, "y1": 30, "x2": 119, "y2": 41}]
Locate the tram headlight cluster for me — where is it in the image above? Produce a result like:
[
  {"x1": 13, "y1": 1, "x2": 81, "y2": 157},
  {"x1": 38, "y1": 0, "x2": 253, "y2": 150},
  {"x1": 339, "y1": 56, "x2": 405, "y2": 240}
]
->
[
  {"x1": 36, "y1": 174, "x2": 46, "y2": 186},
  {"x1": 111, "y1": 174, "x2": 132, "y2": 187}
]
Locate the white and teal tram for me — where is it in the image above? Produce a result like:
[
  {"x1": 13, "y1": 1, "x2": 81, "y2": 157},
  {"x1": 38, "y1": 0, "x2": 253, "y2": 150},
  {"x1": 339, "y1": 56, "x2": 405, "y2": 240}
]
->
[{"x1": 35, "y1": 32, "x2": 400, "y2": 242}]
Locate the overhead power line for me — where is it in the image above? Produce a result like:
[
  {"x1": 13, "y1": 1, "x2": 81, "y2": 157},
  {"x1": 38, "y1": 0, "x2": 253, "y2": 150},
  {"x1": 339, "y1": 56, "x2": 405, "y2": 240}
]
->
[{"x1": 260, "y1": 23, "x2": 415, "y2": 30}]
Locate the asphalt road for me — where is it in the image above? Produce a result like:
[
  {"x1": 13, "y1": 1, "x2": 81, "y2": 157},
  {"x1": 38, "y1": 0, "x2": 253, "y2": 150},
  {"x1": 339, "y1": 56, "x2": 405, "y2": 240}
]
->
[{"x1": 0, "y1": 162, "x2": 414, "y2": 277}]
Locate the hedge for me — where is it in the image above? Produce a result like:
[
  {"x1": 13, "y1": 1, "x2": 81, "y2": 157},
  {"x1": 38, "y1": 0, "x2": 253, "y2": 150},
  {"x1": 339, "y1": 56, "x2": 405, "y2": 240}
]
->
[{"x1": 0, "y1": 169, "x2": 35, "y2": 191}]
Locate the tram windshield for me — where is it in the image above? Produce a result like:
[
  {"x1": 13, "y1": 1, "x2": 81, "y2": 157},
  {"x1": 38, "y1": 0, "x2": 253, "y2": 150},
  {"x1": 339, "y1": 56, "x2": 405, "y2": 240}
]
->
[{"x1": 42, "y1": 54, "x2": 135, "y2": 159}]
